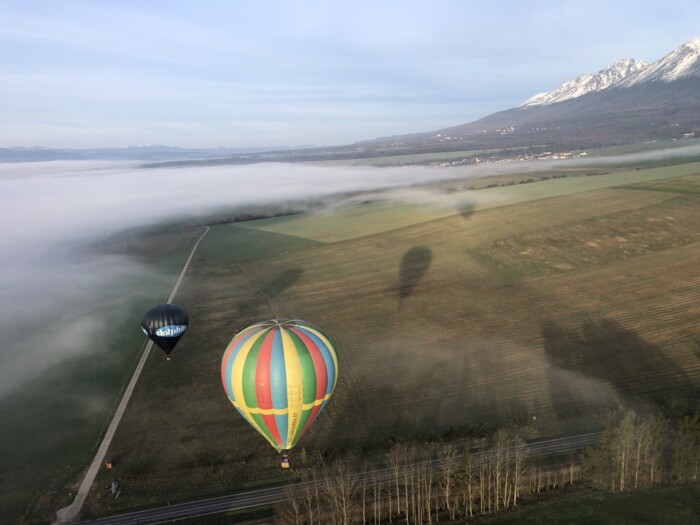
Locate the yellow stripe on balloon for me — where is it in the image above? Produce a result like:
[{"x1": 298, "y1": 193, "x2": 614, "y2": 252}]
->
[
  {"x1": 281, "y1": 328, "x2": 303, "y2": 448},
  {"x1": 300, "y1": 325, "x2": 339, "y2": 391},
  {"x1": 230, "y1": 334, "x2": 270, "y2": 444},
  {"x1": 233, "y1": 393, "x2": 333, "y2": 416}
]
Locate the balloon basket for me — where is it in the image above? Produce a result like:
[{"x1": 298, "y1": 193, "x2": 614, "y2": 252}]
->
[{"x1": 280, "y1": 451, "x2": 290, "y2": 469}]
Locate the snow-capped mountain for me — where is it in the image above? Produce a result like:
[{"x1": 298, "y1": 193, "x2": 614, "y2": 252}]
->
[
  {"x1": 522, "y1": 58, "x2": 648, "y2": 107},
  {"x1": 618, "y1": 37, "x2": 700, "y2": 86},
  {"x1": 323, "y1": 38, "x2": 700, "y2": 156},
  {"x1": 522, "y1": 38, "x2": 700, "y2": 107}
]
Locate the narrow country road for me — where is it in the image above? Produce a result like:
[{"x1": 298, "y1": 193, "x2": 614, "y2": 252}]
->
[
  {"x1": 74, "y1": 431, "x2": 599, "y2": 525},
  {"x1": 54, "y1": 226, "x2": 210, "y2": 524}
]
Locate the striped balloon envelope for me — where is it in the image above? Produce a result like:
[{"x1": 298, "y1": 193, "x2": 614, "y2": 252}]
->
[{"x1": 221, "y1": 319, "x2": 338, "y2": 452}]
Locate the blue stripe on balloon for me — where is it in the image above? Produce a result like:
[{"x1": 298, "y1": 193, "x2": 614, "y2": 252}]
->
[
  {"x1": 270, "y1": 328, "x2": 288, "y2": 410},
  {"x1": 275, "y1": 414, "x2": 288, "y2": 446},
  {"x1": 270, "y1": 328, "x2": 288, "y2": 442},
  {"x1": 297, "y1": 326, "x2": 336, "y2": 395}
]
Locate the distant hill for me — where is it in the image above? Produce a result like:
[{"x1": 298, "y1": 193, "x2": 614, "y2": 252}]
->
[{"x1": 0, "y1": 144, "x2": 305, "y2": 163}]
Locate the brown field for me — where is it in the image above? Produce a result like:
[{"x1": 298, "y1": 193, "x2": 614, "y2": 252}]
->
[{"x1": 84, "y1": 171, "x2": 700, "y2": 517}]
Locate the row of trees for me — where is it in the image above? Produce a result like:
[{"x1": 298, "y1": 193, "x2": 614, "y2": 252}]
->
[
  {"x1": 582, "y1": 410, "x2": 700, "y2": 493},
  {"x1": 277, "y1": 410, "x2": 699, "y2": 525},
  {"x1": 277, "y1": 429, "x2": 578, "y2": 525}
]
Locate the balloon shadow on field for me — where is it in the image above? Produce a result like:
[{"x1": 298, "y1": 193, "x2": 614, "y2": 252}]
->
[
  {"x1": 540, "y1": 318, "x2": 698, "y2": 420},
  {"x1": 397, "y1": 246, "x2": 432, "y2": 311},
  {"x1": 237, "y1": 268, "x2": 303, "y2": 318},
  {"x1": 457, "y1": 200, "x2": 477, "y2": 221}
]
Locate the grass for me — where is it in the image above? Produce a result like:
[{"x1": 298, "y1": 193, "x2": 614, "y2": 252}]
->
[
  {"x1": 473, "y1": 194, "x2": 700, "y2": 277},
  {"x1": 236, "y1": 162, "x2": 700, "y2": 242},
  {"x1": 476, "y1": 162, "x2": 700, "y2": 204},
  {"x1": 235, "y1": 201, "x2": 455, "y2": 242},
  {"x1": 196, "y1": 223, "x2": 322, "y2": 265},
  {"x1": 616, "y1": 173, "x2": 700, "y2": 196},
  {"x1": 480, "y1": 483, "x2": 700, "y2": 525},
  {"x1": 83, "y1": 166, "x2": 700, "y2": 518}
]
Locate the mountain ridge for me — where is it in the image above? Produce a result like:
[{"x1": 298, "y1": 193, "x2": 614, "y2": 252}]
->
[
  {"x1": 522, "y1": 58, "x2": 649, "y2": 107},
  {"x1": 523, "y1": 37, "x2": 700, "y2": 107}
]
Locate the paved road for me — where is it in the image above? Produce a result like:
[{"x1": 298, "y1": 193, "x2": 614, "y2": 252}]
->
[
  {"x1": 55, "y1": 226, "x2": 210, "y2": 524},
  {"x1": 75, "y1": 431, "x2": 599, "y2": 525}
]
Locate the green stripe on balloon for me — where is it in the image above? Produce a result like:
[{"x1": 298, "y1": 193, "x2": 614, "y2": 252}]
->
[
  {"x1": 242, "y1": 329, "x2": 267, "y2": 409},
  {"x1": 251, "y1": 411, "x2": 279, "y2": 449}
]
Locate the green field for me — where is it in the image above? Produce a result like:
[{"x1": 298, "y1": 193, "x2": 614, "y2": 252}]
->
[
  {"x1": 481, "y1": 483, "x2": 700, "y2": 525},
  {"x1": 236, "y1": 162, "x2": 700, "y2": 242},
  {"x1": 81, "y1": 162, "x2": 700, "y2": 518}
]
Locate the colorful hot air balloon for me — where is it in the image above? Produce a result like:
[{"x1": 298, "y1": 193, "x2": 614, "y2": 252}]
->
[
  {"x1": 141, "y1": 304, "x2": 189, "y2": 359},
  {"x1": 221, "y1": 319, "x2": 338, "y2": 462}
]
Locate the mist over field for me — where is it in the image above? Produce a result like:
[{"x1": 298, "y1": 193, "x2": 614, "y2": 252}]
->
[
  {"x1": 575, "y1": 142, "x2": 700, "y2": 163},
  {"x1": 0, "y1": 144, "x2": 698, "y2": 397},
  {"x1": 0, "y1": 160, "x2": 479, "y2": 397}
]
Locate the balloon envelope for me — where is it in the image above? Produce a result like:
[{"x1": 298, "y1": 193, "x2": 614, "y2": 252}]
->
[
  {"x1": 221, "y1": 319, "x2": 338, "y2": 452},
  {"x1": 141, "y1": 304, "x2": 189, "y2": 356}
]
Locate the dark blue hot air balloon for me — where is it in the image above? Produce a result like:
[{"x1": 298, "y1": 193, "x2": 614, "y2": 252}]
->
[{"x1": 141, "y1": 304, "x2": 189, "y2": 359}]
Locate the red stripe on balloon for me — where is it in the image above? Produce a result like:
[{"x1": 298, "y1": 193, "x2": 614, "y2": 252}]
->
[
  {"x1": 301, "y1": 404, "x2": 322, "y2": 437},
  {"x1": 256, "y1": 329, "x2": 281, "y2": 446},
  {"x1": 293, "y1": 328, "x2": 328, "y2": 401},
  {"x1": 292, "y1": 328, "x2": 328, "y2": 436}
]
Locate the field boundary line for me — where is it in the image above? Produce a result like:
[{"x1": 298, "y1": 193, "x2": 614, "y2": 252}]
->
[{"x1": 54, "y1": 226, "x2": 209, "y2": 524}]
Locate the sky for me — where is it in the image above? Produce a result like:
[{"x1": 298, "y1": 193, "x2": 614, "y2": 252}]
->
[{"x1": 1, "y1": 0, "x2": 700, "y2": 148}]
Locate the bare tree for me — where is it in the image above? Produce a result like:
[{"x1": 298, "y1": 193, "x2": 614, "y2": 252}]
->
[
  {"x1": 512, "y1": 433, "x2": 527, "y2": 507},
  {"x1": 493, "y1": 429, "x2": 509, "y2": 511},
  {"x1": 361, "y1": 465, "x2": 368, "y2": 525},
  {"x1": 276, "y1": 486, "x2": 303, "y2": 525},
  {"x1": 333, "y1": 460, "x2": 358, "y2": 525},
  {"x1": 437, "y1": 443, "x2": 458, "y2": 513},
  {"x1": 372, "y1": 472, "x2": 381, "y2": 525},
  {"x1": 402, "y1": 445, "x2": 415, "y2": 525},
  {"x1": 322, "y1": 463, "x2": 342, "y2": 525},
  {"x1": 387, "y1": 443, "x2": 403, "y2": 521},
  {"x1": 300, "y1": 470, "x2": 317, "y2": 525},
  {"x1": 462, "y1": 448, "x2": 475, "y2": 518}
]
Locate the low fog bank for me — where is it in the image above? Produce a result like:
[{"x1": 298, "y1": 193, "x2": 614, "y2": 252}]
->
[
  {"x1": 0, "y1": 160, "x2": 485, "y2": 398},
  {"x1": 0, "y1": 144, "x2": 696, "y2": 398},
  {"x1": 555, "y1": 142, "x2": 700, "y2": 166},
  {"x1": 0, "y1": 253, "x2": 167, "y2": 399}
]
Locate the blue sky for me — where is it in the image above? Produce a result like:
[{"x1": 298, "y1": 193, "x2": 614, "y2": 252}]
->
[{"x1": 1, "y1": 0, "x2": 699, "y2": 148}]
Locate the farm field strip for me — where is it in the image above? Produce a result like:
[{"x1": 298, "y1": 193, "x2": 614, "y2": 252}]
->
[{"x1": 235, "y1": 162, "x2": 700, "y2": 242}]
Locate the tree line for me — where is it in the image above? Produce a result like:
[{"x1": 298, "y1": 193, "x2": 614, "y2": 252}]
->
[
  {"x1": 276, "y1": 409, "x2": 699, "y2": 525},
  {"x1": 583, "y1": 410, "x2": 699, "y2": 492},
  {"x1": 277, "y1": 429, "x2": 577, "y2": 525}
]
